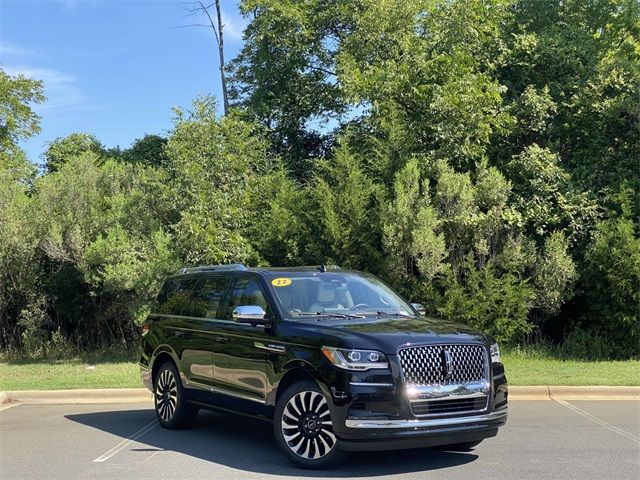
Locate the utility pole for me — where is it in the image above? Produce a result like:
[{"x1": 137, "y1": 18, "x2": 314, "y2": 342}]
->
[{"x1": 180, "y1": 1, "x2": 229, "y2": 115}]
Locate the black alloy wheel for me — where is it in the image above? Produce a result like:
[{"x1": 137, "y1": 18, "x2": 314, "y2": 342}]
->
[
  {"x1": 153, "y1": 361, "x2": 198, "y2": 429},
  {"x1": 274, "y1": 381, "x2": 346, "y2": 469}
]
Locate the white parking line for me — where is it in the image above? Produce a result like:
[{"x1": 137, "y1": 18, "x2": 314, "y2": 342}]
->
[
  {"x1": 554, "y1": 399, "x2": 640, "y2": 445},
  {"x1": 93, "y1": 419, "x2": 158, "y2": 463},
  {"x1": 0, "y1": 402, "x2": 20, "y2": 413}
]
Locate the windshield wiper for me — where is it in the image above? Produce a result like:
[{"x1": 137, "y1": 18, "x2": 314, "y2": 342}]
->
[
  {"x1": 375, "y1": 311, "x2": 413, "y2": 318},
  {"x1": 291, "y1": 312, "x2": 365, "y2": 319}
]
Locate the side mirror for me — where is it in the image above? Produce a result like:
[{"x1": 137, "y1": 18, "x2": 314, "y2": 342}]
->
[
  {"x1": 232, "y1": 305, "x2": 268, "y2": 325},
  {"x1": 411, "y1": 303, "x2": 426, "y2": 316}
]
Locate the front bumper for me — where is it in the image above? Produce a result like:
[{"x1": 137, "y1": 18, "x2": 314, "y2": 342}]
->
[
  {"x1": 345, "y1": 408, "x2": 508, "y2": 429},
  {"x1": 337, "y1": 408, "x2": 507, "y2": 451}
]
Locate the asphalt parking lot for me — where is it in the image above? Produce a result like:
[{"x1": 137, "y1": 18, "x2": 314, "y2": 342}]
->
[{"x1": 1, "y1": 400, "x2": 638, "y2": 480}]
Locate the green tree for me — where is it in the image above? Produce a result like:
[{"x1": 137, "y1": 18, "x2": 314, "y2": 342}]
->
[
  {"x1": 43, "y1": 133, "x2": 106, "y2": 173},
  {"x1": 121, "y1": 134, "x2": 169, "y2": 167},
  {"x1": 306, "y1": 142, "x2": 383, "y2": 270},
  {"x1": 229, "y1": 0, "x2": 353, "y2": 177},
  {"x1": 0, "y1": 68, "x2": 44, "y2": 181}
]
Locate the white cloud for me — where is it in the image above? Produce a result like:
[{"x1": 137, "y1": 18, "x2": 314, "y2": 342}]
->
[
  {"x1": 220, "y1": 6, "x2": 247, "y2": 42},
  {"x1": 0, "y1": 42, "x2": 39, "y2": 59},
  {"x1": 3, "y1": 65, "x2": 86, "y2": 111}
]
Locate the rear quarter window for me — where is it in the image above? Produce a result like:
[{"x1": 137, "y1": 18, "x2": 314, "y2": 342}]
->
[{"x1": 155, "y1": 277, "x2": 197, "y2": 315}]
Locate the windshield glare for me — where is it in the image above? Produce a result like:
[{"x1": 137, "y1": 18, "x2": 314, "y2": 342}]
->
[{"x1": 269, "y1": 272, "x2": 416, "y2": 320}]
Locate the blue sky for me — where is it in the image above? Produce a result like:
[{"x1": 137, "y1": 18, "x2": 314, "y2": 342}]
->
[{"x1": 0, "y1": 0, "x2": 247, "y2": 163}]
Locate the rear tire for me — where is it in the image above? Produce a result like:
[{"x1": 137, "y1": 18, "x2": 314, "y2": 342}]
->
[
  {"x1": 153, "y1": 361, "x2": 198, "y2": 429},
  {"x1": 274, "y1": 380, "x2": 347, "y2": 469}
]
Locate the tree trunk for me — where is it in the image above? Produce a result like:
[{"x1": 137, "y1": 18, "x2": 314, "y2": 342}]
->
[{"x1": 214, "y1": 0, "x2": 229, "y2": 115}]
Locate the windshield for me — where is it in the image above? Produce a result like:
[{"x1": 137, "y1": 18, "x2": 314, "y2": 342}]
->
[{"x1": 268, "y1": 272, "x2": 416, "y2": 320}]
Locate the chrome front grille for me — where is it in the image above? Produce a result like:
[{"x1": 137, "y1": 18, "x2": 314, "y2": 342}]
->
[
  {"x1": 398, "y1": 344, "x2": 489, "y2": 386},
  {"x1": 399, "y1": 344, "x2": 491, "y2": 417}
]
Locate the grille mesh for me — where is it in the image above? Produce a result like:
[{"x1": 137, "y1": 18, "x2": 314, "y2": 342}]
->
[
  {"x1": 398, "y1": 344, "x2": 488, "y2": 386},
  {"x1": 411, "y1": 397, "x2": 488, "y2": 416}
]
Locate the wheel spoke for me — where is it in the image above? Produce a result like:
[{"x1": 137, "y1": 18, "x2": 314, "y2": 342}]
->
[
  {"x1": 291, "y1": 435, "x2": 305, "y2": 452},
  {"x1": 283, "y1": 408, "x2": 298, "y2": 422},
  {"x1": 318, "y1": 432, "x2": 331, "y2": 453},
  {"x1": 158, "y1": 403, "x2": 166, "y2": 420},
  {"x1": 321, "y1": 428, "x2": 336, "y2": 443},
  {"x1": 283, "y1": 430, "x2": 302, "y2": 443},
  {"x1": 311, "y1": 438, "x2": 322, "y2": 459},
  {"x1": 307, "y1": 391, "x2": 319, "y2": 411},
  {"x1": 302, "y1": 438, "x2": 312, "y2": 458},
  {"x1": 288, "y1": 398, "x2": 301, "y2": 416}
]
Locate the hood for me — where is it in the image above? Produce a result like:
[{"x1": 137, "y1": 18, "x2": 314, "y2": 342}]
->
[{"x1": 283, "y1": 315, "x2": 489, "y2": 354}]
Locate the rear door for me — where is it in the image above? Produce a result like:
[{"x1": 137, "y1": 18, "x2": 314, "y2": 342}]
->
[
  {"x1": 154, "y1": 276, "x2": 212, "y2": 388},
  {"x1": 179, "y1": 275, "x2": 230, "y2": 389},
  {"x1": 211, "y1": 274, "x2": 274, "y2": 403}
]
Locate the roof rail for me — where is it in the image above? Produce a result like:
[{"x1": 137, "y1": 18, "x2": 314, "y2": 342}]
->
[
  {"x1": 178, "y1": 263, "x2": 247, "y2": 274},
  {"x1": 317, "y1": 264, "x2": 341, "y2": 272},
  {"x1": 262, "y1": 265, "x2": 341, "y2": 272}
]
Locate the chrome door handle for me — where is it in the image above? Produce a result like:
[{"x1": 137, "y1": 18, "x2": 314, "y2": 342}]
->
[
  {"x1": 216, "y1": 336, "x2": 229, "y2": 343},
  {"x1": 174, "y1": 331, "x2": 185, "y2": 337}
]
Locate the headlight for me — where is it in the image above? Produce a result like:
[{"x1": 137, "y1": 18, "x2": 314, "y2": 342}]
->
[
  {"x1": 490, "y1": 343, "x2": 501, "y2": 363},
  {"x1": 321, "y1": 347, "x2": 389, "y2": 371}
]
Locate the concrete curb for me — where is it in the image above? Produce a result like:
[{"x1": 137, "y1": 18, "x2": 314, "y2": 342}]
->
[
  {"x1": 1, "y1": 386, "x2": 638, "y2": 406},
  {"x1": 1, "y1": 388, "x2": 152, "y2": 405}
]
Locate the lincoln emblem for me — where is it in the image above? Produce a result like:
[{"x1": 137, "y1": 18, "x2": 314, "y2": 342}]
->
[{"x1": 441, "y1": 348, "x2": 453, "y2": 379}]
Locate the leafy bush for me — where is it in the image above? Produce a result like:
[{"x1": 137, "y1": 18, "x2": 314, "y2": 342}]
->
[
  {"x1": 578, "y1": 216, "x2": 640, "y2": 359},
  {"x1": 438, "y1": 258, "x2": 535, "y2": 344}
]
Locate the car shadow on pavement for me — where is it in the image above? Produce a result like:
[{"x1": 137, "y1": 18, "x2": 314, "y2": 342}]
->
[{"x1": 66, "y1": 407, "x2": 478, "y2": 477}]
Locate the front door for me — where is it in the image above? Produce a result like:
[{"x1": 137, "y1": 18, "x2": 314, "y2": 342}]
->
[{"x1": 212, "y1": 275, "x2": 273, "y2": 403}]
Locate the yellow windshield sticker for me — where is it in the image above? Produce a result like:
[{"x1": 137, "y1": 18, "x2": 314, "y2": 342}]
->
[{"x1": 272, "y1": 277, "x2": 292, "y2": 287}]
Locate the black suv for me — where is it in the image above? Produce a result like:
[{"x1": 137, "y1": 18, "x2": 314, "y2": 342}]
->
[{"x1": 140, "y1": 264, "x2": 508, "y2": 468}]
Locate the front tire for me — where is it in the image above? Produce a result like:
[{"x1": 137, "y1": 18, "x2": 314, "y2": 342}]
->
[
  {"x1": 153, "y1": 361, "x2": 198, "y2": 429},
  {"x1": 274, "y1": 381, "x2": 346, "y2": 469}
]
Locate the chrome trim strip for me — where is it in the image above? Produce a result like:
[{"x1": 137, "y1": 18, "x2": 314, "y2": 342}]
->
[
  {"x1": 183, "y1": 377, "x2": 266, "y2": 404},
  {"x1": 254, "y1": 342, "x2": 287, "y2": 353},
  {"x1": 182, "y1": 377, "x2": 211, "y2": 391},
  {"x1": 406, "y1": 380, "x2": 491, "y2": 401},
  {"x1": 349, "y1": 382, "x2": 394, "y2": 387},
  {"x1": 211, "y1": 385, "x2": 265, "y2": 404},
  {"x1": 345, "y1": 409, "x2": 508, "y2": 429}
]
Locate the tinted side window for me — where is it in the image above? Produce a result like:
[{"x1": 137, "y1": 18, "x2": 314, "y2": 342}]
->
[
  {"x1": 156, "y1": 277, "x2": 197, "y2": 315},
  {"x1": 223, "y1": 276, "x2": 270, "y2": 320},
  {"x1": 187, "y1": 277, "x2": 229, "y2": 319}
]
